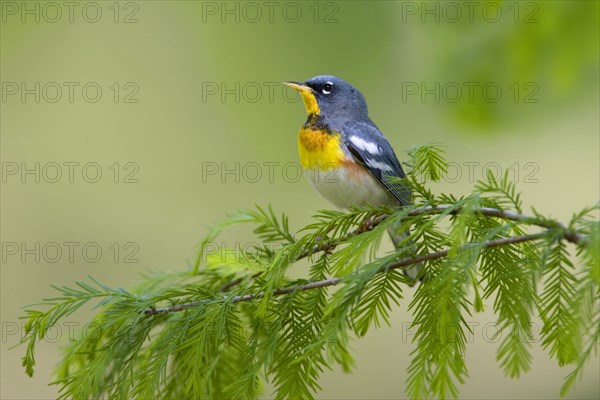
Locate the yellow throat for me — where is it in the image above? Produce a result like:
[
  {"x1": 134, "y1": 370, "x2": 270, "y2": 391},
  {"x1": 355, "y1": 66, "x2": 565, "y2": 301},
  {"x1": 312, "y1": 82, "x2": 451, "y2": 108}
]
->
[{"x1": 298, "y1": 127, "x2": 344, "y2": 170}]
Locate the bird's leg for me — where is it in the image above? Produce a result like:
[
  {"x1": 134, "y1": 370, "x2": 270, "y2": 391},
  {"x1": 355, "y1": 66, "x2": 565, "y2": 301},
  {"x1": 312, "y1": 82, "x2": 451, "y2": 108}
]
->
[{"x1": 359, "y1": 216, "x2": 376, "y2": 233}]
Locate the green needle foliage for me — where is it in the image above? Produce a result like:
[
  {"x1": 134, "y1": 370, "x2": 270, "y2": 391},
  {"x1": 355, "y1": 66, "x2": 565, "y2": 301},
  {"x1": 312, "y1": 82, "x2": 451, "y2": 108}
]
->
[{"x1": 20, "y1": 145, "x2": 599, "y2": 400}]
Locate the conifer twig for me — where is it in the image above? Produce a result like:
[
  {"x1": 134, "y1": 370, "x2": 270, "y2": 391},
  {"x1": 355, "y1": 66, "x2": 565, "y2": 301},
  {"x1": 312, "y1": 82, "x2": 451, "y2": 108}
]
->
[
  {"x1": 216, "y1": 205, "x2": 589, "y2": 293},
  {"x1": 145, "y1": 231, "x2": 554, "y2": 316}
]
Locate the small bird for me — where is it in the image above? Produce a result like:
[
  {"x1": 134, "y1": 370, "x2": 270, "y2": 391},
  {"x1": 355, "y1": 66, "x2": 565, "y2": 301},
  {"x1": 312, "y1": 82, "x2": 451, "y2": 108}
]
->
[{"x1": 284, "y1": 75, "x2": 421, "y2": 282}]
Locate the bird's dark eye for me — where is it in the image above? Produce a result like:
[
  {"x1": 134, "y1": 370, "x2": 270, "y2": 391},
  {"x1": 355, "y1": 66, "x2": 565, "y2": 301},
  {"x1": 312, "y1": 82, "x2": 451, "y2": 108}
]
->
[{"x1": 322, "y1": 82, "x2": 333, "y2": 95}]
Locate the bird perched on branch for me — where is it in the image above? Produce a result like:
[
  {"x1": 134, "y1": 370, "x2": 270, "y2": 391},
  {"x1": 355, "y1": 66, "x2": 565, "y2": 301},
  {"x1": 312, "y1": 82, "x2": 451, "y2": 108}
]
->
[{"x1": 284, "y1": 75, "x2": 421, "y2": 282}]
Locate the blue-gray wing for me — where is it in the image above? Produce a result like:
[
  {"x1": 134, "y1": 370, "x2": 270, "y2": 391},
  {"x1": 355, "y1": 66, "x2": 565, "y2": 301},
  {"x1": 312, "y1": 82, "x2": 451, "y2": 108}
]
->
[{"x1": 342, "y1": 121, "x2": 411, "y2": 207}]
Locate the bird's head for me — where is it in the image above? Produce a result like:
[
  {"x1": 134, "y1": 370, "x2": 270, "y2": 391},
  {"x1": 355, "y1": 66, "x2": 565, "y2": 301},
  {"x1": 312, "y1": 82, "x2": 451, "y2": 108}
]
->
[{"x1": 284, "y1": 75, "x2": 369, "y2": 120}]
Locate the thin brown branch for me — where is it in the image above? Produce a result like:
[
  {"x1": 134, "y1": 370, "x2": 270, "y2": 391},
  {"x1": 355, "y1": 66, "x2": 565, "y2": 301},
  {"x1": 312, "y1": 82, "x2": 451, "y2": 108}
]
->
[
  {"x1": 412, "y1": 205, "x2": 588, "y2": 246},
  {"x1": 145, "y1": 232, "x2": 548, "y2": 316},
  {"x1": 216, "y1": 213, "x2": 386, "y2": 293},
  {"x1": 295, "y1": 213, "x2": 388, "y2": 260},
  {"x1": 215, "y1": 205, "x2": 588, "y2": 293}
]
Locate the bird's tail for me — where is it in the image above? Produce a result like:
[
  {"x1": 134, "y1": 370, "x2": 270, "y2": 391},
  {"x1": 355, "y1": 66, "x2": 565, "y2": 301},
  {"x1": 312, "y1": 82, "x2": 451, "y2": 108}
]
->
[{"x1": 387, "y1": 224, "x2": 422, "y2": 285}]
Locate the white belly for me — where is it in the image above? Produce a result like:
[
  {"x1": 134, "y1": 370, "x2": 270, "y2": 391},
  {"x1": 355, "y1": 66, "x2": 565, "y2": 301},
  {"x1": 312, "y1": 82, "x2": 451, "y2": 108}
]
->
[{"x1": 305, "y1": 166, "x2": 398, "y2": 209}]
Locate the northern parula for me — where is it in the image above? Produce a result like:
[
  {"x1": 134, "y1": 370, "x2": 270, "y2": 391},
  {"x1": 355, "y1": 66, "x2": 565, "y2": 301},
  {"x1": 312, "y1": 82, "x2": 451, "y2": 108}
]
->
[{"x1": 285, "y1": 75, "x2": 421, "y2": 282}]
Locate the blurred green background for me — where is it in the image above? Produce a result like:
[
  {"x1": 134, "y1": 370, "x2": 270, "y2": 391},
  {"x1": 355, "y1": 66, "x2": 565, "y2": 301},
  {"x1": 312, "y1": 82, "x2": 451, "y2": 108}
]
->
[{"x1": 1, "y1": 0, "x2": 598, "y2": 398}]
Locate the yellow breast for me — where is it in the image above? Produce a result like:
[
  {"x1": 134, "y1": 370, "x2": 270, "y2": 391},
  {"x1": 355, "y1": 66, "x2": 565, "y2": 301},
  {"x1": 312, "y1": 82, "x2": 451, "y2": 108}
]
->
[{"x1": 298, "y1": 127, "x2": 345, "y2": 170}]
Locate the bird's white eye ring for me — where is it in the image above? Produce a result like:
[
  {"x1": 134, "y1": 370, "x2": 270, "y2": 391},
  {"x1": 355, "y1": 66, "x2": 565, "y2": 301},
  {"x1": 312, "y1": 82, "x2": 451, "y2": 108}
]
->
[{"x1": 322, "y1": 82, "x2": 333, "y2": 95}]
